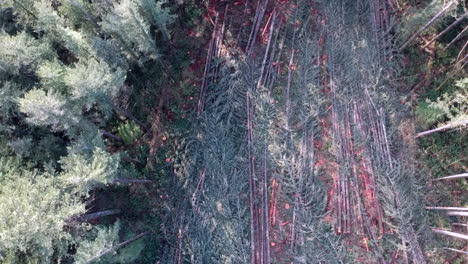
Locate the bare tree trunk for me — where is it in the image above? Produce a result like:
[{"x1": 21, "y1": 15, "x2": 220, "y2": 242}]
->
[
  {"x1": 456, "y1": 40, "x2": 468, "y2": 62},
  {"x1": 256, "y1": 13, "x2": 276, "y2": 89},
  {"x1": 443, "y1": 248, "x2": 468, "y2": 255},
  {"x1": 79, "y1": 209, "x2": 121, "y2": 222},
  {"x1": 101, "y1": 130, "x2": 123, "y2": 142},
  {"x1": 426, "y1": 206, "x2": 468, "y2": 211},
  {"x1": 111, "y1": 178, "x2": 153, "y2": 184},
  {"x1": 403, "y1": 226, "x2": 427, "y2": 264},
  {"x1": 285, "y1": 49, "x2": 295, "y2": 122},
  {"x1": 447, "y1": 211, "x2": 468, "y2": 217},
  {"x1": 246, "y1": 0, "x2": 269, "y2": 57},
  {"x1": 415, "y1": 119, "x2": 468, "y2": 138},
  {"x1": 247, "y1": 92, "x2": 256, "y2": 264},
  {"x1": 432, "y1": 172, "x2": 468, "y2": 181},
  {"x1": 432, "y1": 228, "x2": 468, "y2": 240},
  {"x1": 263, "y1": 143, "x2": 270, "y2": 264},
  {"x1": 446, "y1": 25, "x2": 468, "y2": 49},
  {"x1": 400, "y1": 0, "x2": 457, "y2": 51},
  {"x1": 423, "y1": 14, "x2": 467, "y2": 48},
  {"x1": 86, "y1": 231, "x2": 150, "y2": 263},
  {"x1": 198, "y1": 14, "x2": 219, "y2": 114}
]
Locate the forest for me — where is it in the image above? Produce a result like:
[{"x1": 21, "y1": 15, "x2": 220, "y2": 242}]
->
[{"x1": 0, "y1": 0, "x2": 466, "y2": 263}]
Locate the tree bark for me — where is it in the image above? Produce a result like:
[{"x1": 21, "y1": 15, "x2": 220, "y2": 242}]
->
[
  {"x1": 446, "y1": 25, "x2": 468, "y2": 49},
  {"x1": 415, "y1": 119, "x2": 468, "y2": 138},
  {"x1": 423, "y1": 14, "x2": 467, "y2": 48},
  {"x1": 443, "y1": 248, "x2": 468, "y2": 255},
  {"x1": 432, "y1": 228, "x2": 468, "y2": 240},
  {"x1": 79, "y1": 209, "x2": 121, "y2": 222},
  {"x1": 86, "y1": 231, "x2": 150, "y2": 263},
  {"x1": 101, "y1": 130, "x2": 123, "y2": 142},
  {"x1": 111, "y1": 178, "x2": 153, "y2": 184},
  {"x1": 447, "y1": 211, "x2": 468, "y2": 217},
  {"x1": 400, "y1": 0, "x2": 457, "y2": 51},
  {"x1": 426, "y1": 206, "x2": 468, "y2": 211},
  {"x1": 432, "y1": 172, "x2": 468, "y2": 181}
]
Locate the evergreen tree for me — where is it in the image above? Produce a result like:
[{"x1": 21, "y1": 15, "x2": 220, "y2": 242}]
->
[
  {"x1": 0, "y1": 31, "x2": 54, "y2": 75},
  {"x1": 416, "y1": 78, "x2": 468, "y2": 137},
  {"x1": 0, "y1": 169, "x2": 84, "y2": 262}
]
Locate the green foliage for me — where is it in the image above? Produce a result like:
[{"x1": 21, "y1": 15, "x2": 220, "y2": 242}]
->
[
  {"x1": 18, "y1": 89, "x2": 81, "y2": 131},
  {"x1": 415, "y1": 100, "x2": 445, "y2": 125},
  {"x1": 60, "y1": 147, "x2": 120, "y2": 193},
  {"x1": 36, "y1": 61, "x2": 67, "y2": 92},
  {"x1": 117, "y1": 120, "x2": 143, "y2": 144},
  {"x1": 107, "y1": 232, "x2": 145, "y2": 263},
  {"x1": 65, "y1": 58, "x2": 126, "y2": 117},
  {"x1": 399, "y1": 0, "x2": 445, "y2": 42},
  {"x1": 0, "y1": 82, "x2": 23, "y2": 120},
  {"x1": 0, "y1": 170, "x2": 84, "y2": 262},
  {"x1": 138, "y1": 0, "x2": 175, "y2": 40},
  {"x1": 101, "y1": 0, "x2": 157, "y2": 62},
  {"x1": 74, "y1": 221, "x2": 145, "y2": 264},
  {"x1": 74, "y1": 221, "x2": 121, "y2": 264},
  {"x1": 0, "y1": 0, "x2": 178, "y2": 262},
  {"x1": 0, "y1": 31, "x2": 53, "y2": 75},
  {"x1": 416, "y1": 78, "x2": 468, "y2": 127}
]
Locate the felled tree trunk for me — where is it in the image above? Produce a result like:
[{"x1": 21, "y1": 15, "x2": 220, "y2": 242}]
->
[
  {"x1": 111, "y1": 178, "x2": 153, "y2": 184},
  {"x1": 432, "y1": 228, "x2": 468, "y2": 240},
  {"x1": 400, "y1": 0, "x2": 457, "y2": 50},
  {"x1": 86, "y1": 231, "x2": 151, "y2": 263},
  {"x1": 79, "y1": 209, "x2": 121, "y2": 222},
  {"x1": 415, "y1": 119, "x2": 468, "y2": 138},
  {"x1": 426, "y1": 206, "x2": 468, "y2": 211},
  {"x1": 432, "y1": 172, "x2": 468, "y2": 181},
  {"x1": 423, "y1": 14, "x2": 467, "y2": 48}
]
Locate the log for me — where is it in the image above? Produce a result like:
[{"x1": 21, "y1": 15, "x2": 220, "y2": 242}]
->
[
  {"x1": 79, "y1": 209, "x2": 121, "y2": 222},
  {"x1": 426, "y1": 206, "x2": 468, "y2": 211},
  {"x1": 400, "y1": 0, "x2": 457, "y2": 51},
  {"x1": 446, "y1": 25, "x2": 468, "y2": 49},
  {"x1": 87, "y1": 231, "x2": 150, "y2": 263},
  {"x1": 432, "y1": 228, "x2": 468, "y2": 240},
  {"x1": 101, "y1": 130, "x2": 123, "y2": 142},
  {"x1": 415, "y1": 119, "x2": 468, "y2": 138},
  {"x1": 198, "y1": 14, "x2": 219, "y2": 114},
  {"x1": 443, "y1": 248, "x2": 468, "y2": 255},
  {"x1": 447, "y1": 211, "x2": 468, "y2": 217},
  {"x1": 432, "y1": 172, "x2": 468, "y2": 181},
  {"x1": 423, "y1": 14, "x2": 467, "y2": 48},
  {"x1": 111, "y1": 178, "x2": 153, "y2": 184},
  {"x1": 246, "y1": 92, "x2": 256, "y2": 264}
]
